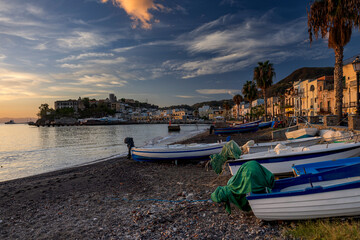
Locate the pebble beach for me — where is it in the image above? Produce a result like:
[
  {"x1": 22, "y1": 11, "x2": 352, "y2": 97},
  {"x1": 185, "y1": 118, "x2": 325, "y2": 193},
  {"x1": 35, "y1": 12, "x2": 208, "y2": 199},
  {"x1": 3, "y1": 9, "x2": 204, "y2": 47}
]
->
[{"x1": 0, "y1": 128, "x2": 284, "y2": 239}]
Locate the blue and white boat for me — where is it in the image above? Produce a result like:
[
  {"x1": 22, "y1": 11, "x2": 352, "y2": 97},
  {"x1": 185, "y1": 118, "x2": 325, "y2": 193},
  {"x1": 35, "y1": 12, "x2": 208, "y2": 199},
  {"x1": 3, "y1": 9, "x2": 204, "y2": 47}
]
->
[
  {"x1": 258, "y1": 121, "x2": 274, "y2": 129},
  {"x1": 214, "y1": 123, "x2": 259, "y2": 135},
  {"x1": 131, "y1": 142, "x2": 227, "y2": 162},
  {"x1": 228, "y1": 142, "x2": 360, "y2": 175},
  {"x1": 292, "y1": 157, "x2": 360, "y2": 176},
  {"x1": 247, "y1": 163, "x2": 360, "y2": 220}
]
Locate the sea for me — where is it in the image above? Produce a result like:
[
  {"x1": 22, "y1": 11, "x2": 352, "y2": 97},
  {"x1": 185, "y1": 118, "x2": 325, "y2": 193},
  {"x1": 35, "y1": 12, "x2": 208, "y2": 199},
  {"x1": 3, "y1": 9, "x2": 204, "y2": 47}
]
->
[{"x1": 0, "y1": 123, "x2": 209, "y2": 182}]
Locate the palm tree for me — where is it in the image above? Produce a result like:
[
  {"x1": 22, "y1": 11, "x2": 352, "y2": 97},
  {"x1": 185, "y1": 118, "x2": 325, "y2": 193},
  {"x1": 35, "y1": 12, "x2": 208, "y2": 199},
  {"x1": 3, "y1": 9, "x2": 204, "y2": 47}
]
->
[
  {"x1": 242, "y1": 81, "x2": 258, "y2": 120},
  {"x1": 307, "y1": 0, "x2": 360, "y2": 123},
  {"x1": 233, "y1": 94, "x2": 244, "y2": 120},
  {"x1": 253, "y1": 61, "x2": 275, "y2": 121},
  {"x1": 223, "y1": 101, "x2": 231, "y2": 120}
]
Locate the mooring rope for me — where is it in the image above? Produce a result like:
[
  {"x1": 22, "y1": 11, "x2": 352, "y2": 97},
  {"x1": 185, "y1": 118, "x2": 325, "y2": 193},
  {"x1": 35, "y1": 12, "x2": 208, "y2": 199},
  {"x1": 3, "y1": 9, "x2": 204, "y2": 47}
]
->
[{"x1": 106, "y1": 196, "x2": 212, "y2": 203}]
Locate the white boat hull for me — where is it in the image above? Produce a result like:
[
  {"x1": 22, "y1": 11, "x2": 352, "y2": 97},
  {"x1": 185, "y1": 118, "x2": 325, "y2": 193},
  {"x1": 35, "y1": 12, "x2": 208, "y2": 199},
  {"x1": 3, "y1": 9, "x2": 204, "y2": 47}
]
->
[
  {"x1": 132, "y1": 142, "x2": 226, "y2": 161},
  {"x1": 228, "y1": 142, "x2": 360, "y2": 175},
  {"x1": 249, "y1": 185, "x2": 360, "y2": 220}
]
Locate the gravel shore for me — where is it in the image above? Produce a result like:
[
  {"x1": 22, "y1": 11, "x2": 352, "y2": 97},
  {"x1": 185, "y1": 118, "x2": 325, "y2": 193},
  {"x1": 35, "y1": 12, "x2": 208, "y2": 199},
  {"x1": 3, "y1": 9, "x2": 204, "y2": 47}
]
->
[{"x1": 0, "y1": 128, "x2": 284, "y2": 239}]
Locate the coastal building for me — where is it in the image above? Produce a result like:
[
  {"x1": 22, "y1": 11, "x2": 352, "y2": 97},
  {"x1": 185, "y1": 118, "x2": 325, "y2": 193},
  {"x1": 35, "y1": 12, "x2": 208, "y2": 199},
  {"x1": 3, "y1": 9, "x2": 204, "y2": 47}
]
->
[
  {"x1": 198, "y1": 105, "x2": 213, "y2": 118},
  {"x1": 172, "y1": 110, "x2": 187, "y2": 120},
  {"x1": 266, "y1": 97, "x2": 280, "y2": 118},
  {"x1": 284, "y1": 86, "x2": 295, "y2": 117},
  {"x1": 317, "y1": 76, "x2": 335, "y2": 115},
  {"x1": 343, "y1": 55, "x2": 360, "y2": 115},
  {"x1": 241, "y1": 103, "x2": 250, "y2": 116},
  {"x1": 283, "y1": 76, "x2": 335, "y2": 117},
  {"x1": 252, "y1": 99, "x2": 264, "y2": 107},
  {"x1": 55, "y1": 99, "x2": 82, "y2": 113},
  {"x1": 209, "y1": 108, "x2": 225, "y2": 120},
  {"x1": 109, "y1": 93, "x2": 117, "y2": 103}
]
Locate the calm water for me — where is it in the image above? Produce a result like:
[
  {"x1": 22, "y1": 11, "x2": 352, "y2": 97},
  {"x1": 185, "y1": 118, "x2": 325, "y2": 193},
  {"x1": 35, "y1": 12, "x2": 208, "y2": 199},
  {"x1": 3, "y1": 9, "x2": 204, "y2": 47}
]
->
[{"x1": 0, "y1": 124, "x2": 208, "y2": 182}]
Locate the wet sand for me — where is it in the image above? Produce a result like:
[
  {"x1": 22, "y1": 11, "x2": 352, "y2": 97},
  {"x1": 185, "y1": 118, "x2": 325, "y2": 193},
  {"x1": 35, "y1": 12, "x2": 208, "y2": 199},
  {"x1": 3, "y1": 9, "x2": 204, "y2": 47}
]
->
[{"x1": 0, "y1": 128, "x2": 283, "y2": 239}]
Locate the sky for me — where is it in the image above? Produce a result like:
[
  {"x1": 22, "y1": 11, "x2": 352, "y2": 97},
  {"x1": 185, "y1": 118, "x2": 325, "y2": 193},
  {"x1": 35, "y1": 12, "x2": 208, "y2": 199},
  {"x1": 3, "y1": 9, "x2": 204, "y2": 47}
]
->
[{"x1": 0, "y1": 0, "x2": 360, "y2": 118}]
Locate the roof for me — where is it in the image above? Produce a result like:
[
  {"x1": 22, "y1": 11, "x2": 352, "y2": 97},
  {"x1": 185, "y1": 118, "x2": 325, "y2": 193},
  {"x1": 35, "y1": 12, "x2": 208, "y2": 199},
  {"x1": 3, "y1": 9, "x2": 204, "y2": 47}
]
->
[{"x1": 344, "y1": 54, "x2": 360, "y2": 66}]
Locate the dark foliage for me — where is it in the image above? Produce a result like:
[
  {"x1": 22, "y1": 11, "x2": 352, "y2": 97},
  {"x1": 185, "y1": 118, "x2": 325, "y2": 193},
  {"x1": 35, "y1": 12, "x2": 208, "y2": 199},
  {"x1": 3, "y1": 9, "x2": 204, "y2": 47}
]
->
[{"x1": 267, "y1": 67, "x2": 334, "y2": 97}]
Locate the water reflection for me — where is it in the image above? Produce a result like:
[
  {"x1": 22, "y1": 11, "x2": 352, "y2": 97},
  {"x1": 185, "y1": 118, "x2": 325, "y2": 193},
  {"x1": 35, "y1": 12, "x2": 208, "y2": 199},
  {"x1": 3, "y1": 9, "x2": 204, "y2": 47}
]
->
[{"x1": 0, "y1": 124, "x2": 208, "y2": 182}]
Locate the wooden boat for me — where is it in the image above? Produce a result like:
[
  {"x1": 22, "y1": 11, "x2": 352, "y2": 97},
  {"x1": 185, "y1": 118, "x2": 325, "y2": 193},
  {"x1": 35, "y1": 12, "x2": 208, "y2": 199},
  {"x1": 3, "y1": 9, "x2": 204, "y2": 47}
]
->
[
  {"x1": 247, "y1": 163, "x2": 360, "y2": 220},
  {"x1": 246, "y1": 137, "x2": 322, "y2": 154},
  {"x1": 292, "y1": 157, "x2": 360, "y2": 176},
  {"x1": 285, "y1": 128, "x2": 318, "y2": 139},
  {"x1": 168, "y1": 125, "x2": 180, "y2": 131},
  {"x1": 131, "y1": 142, "x2": 227, "y2": 162},
  {"x1": 258, "y1": 121, "x2": 274, "y2": 129},
  {"x1": 214, "y1": 123, "x2": 259, "y2": 135},
  {"x1": 228, "y1": 142, "x2": 360, "y2": 175}
]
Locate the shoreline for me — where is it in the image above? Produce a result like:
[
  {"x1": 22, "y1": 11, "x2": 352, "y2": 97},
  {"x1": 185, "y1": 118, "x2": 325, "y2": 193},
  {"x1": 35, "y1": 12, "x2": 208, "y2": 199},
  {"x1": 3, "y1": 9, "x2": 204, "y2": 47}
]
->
[
  {"x1": 0, "y1": 124, "x2": 208, "y2": 183},
  {"x1": 0, "y1": 128, "x2": 282, "y2": 239}
]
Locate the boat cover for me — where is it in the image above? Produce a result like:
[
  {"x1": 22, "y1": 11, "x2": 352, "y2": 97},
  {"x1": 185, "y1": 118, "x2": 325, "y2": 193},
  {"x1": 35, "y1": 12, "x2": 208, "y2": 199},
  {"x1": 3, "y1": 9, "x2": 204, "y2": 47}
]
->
[
  {"x1": 210, "y1": 140, "x2": 242, "y2": 174},
  {"x1": 211, "y1": 161, "x2": 274, "y2": 214}
]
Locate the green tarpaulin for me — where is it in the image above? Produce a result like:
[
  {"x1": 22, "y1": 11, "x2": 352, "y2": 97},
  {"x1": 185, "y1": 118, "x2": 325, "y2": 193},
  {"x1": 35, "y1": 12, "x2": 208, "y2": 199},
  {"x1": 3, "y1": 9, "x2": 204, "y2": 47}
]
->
[
  {"x1": 211, "y1": 161, "x2": 274, "y2": 214},
  {"x1": 210, "y1": 140, "x2": 242, "y2": 174}
]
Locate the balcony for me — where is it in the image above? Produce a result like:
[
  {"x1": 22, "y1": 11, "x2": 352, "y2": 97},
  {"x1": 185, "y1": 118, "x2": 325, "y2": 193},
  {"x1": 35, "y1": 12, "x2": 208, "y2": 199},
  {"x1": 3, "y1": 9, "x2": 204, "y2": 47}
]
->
[
  {"x1": 317, "y1": 108, "x2": 331, "y2": 115},
  {"x1": 343, "y1": 102, "x2": 356, "y2": 108}
]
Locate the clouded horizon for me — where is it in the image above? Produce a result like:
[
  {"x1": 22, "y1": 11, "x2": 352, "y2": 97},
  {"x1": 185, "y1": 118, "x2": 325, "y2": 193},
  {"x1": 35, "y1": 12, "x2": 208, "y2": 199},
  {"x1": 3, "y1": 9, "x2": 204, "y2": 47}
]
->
[{"x1": 0, "y1": 0, "x2": 359, "y2": 118}]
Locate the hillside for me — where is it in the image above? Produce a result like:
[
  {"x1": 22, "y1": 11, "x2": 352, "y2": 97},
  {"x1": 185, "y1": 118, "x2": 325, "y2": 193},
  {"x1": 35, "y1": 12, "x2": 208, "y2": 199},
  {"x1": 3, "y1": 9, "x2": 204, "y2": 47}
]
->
[
  {"x1": 192, "y1": 99, "x2": 234, "y2": 110},
  {"x1": 267, "y1": 67, "x2": 334, "y2": 97}
]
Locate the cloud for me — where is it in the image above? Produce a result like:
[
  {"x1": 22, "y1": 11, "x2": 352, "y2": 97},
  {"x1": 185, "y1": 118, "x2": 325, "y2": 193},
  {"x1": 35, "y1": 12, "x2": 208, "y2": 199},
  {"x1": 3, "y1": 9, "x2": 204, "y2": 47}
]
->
[
  {"x1": 101, "y1": 0, "x2": 168, "y2": 29},
  {"x1": 0, "y1": 68, "x2": 53, "y2": 100},
  {"x1": 57, "y1": 31, "x2": 110, "y2": 49},
  {"x1": 78, "y1": 73, "x2": 127, "y2": 86},
  {"x1": 196, "y1": 89, "x2": 241, "y2": 95},
  {"x1": 176, "y1": 95, "x2": 194, "y2": 99},
  {"x1": 57, "y1": 52, "x2": 115, "y2": 62},
  {"x1": 162, "y1": 12, "x2": 317, "y2": 79}
]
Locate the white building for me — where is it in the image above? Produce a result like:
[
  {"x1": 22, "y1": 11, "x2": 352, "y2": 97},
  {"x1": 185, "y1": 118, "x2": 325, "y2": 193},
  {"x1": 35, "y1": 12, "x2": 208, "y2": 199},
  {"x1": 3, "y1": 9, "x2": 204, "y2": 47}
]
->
[
  {"x1": 252, "y1": 99, "x2": 264, "y2": 107},
  {"x1": 198, "y1": 105, "x2": 213, "y2": 118}
]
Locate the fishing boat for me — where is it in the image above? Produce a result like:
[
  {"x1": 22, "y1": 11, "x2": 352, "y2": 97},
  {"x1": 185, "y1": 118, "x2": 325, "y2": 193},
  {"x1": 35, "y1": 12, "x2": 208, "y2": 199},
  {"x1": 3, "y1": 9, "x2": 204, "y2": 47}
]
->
[
  {"x1": 258, "y1": 121, "x2": 274, "y2": 129},
  {"x1": 4, "y1": 120, "x2": 15, "y2": 124},
  {"x1": 214, "y1": 123, "x2": 259, "y2": 135},
  {"x1": 247, "y1": 163, "x2": 360, "y2": 220},
  {"x1": 292, "y1": 157, "x2": 360, "y2": 176},
  {"x1": 285, "y1": 128, "x2": 318, "y2": 139},
  {"x1": 246, "y1": 136, "x2": 322, "y2": 154},
  {"x1": 131, "y1": 142, "x2": 227, "y2": 162},
  {"x1": 168, "y1": 125, "x2": 180, "y2": 131},
  {"x1": 227, "y1": 142, "x2": 360, "y2": 175}
]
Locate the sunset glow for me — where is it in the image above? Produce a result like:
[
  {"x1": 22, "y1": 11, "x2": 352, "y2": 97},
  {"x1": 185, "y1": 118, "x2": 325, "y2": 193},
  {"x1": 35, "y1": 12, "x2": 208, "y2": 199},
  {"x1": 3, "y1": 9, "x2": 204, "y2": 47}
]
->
[{"x1": 0, "y1": 0, "x2": 359, "y2": 119}]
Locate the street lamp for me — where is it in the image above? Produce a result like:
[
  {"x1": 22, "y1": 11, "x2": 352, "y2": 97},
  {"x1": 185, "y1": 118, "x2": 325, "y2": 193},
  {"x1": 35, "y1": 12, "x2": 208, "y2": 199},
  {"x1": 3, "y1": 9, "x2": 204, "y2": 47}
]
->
[{"x1": 352, "y1": 56, "x2": 360, "y2": 114}]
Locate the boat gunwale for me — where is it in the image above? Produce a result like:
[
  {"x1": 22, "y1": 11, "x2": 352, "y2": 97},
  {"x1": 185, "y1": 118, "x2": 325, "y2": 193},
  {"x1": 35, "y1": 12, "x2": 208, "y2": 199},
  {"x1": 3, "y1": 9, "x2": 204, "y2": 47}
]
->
[{"x1": 228, "y1": 143, "x2": 360, "y2": 165}]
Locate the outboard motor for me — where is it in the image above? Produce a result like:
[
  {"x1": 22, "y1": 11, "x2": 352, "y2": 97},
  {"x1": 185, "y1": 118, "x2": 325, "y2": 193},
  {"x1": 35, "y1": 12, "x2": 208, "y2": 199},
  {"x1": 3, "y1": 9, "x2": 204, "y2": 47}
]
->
[
  {"x1": 124, "y1": 137, "x2": 134, "y2": 159},
  {"x1": 209, "y1": 125, "x2": 215, "y2": 134}
]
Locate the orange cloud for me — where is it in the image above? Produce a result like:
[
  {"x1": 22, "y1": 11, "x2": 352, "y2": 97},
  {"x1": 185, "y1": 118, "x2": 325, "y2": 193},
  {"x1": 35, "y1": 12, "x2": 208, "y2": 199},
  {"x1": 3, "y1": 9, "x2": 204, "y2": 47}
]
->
[{"x1": 102, "y1": 0, "x2": 165, "y2": 29}]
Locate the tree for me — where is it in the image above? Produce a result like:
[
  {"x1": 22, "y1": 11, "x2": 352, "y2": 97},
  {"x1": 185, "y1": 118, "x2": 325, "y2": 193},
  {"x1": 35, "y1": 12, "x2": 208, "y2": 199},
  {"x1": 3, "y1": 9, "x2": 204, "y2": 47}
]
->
[
  {"x1": 82, "y1": 97, "x2": 90, "y2": 108},
  {"x1": 223, "y1": 101, "x2": 231, "y2": 120},
  {"x1": 254, "y1": 61, "x2": 275, "y2": 120},
  {"x1": 37, "y1": 103, "x2": 55, "y2": 119},
  {"x1": 307, "y1": 0, "x2": 360, "y2": 123},
  {"x1": 233, "y1": 94, "x2": 244, "y2": 120},
  {"x1": 242, "y1": 81, "x2": 258, "y2": 120}
]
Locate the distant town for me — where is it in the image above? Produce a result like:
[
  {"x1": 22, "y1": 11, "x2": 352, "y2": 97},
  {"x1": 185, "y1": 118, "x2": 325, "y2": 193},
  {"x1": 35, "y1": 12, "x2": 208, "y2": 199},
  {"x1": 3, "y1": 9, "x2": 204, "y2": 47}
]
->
[{"x1": 30, "y1": 54, "x2": 358, "y2": 127}]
